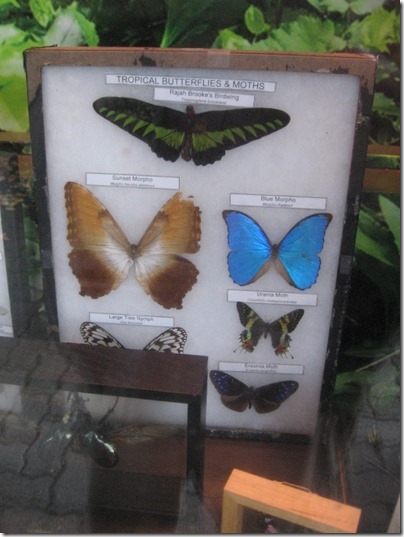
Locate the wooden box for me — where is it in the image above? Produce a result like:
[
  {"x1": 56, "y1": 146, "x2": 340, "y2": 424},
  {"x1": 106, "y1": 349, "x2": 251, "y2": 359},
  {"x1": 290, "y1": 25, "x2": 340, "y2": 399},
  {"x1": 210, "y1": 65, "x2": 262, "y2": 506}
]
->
[{"x1": 222, "y1": 468, "x2": 361, "y2": 533}]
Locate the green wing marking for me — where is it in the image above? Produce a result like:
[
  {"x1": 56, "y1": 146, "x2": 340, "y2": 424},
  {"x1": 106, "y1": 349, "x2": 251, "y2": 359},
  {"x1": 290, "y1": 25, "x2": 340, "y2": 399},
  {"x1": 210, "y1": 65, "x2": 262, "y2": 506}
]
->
[
  {"x1": 93, "y1": 97, "x2": 290, "y2": 166},
  {"x1": 93, "y1": 97, "x2": 186, "y2": 161}
]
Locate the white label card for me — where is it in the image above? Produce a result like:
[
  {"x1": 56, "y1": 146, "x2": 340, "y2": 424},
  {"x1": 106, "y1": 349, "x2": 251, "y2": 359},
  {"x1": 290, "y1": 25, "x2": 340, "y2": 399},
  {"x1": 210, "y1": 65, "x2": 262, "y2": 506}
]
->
[
  {"x1": 228, "y1": 289, "x2": 318, "y2": 307},
  {"x1": 219, "y1": 361, "x2": 304, "y2": 375},
  {"x1": 154, "y1": 87, "x2": 254, "y2": 107},
  {"x1": 89, "y1": 312, "x2": 174, "y2": 328},
  {"x1": 105, "y1": 74, "x2": 276, "y2": 93},
  {"x1": 86, "y1": 172, "x2": 179, "y2": 190},
  {"x1": 230, "y1": 193, "x2": 327, "y2": 210}
]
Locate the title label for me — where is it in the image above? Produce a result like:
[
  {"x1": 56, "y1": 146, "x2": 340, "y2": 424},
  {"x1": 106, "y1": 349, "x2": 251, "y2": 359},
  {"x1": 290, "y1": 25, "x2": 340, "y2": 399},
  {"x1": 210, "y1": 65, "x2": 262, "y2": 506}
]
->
[{"x1": 105, "y1": 74, "x2": 276, "y2": 92}]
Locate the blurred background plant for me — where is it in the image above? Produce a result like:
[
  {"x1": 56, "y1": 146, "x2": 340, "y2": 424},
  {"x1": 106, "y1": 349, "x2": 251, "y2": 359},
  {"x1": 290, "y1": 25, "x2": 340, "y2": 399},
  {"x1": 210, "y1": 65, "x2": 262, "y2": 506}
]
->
[
  {"x1": 212, "y1": 1, "x2": 400, "y2": 146},
  {"x1": 0, "y1": 0, "x2": 400, "y2": 143},
  {"x1": 334, "y1": 193, "x2": 400, "y2": 413},
  {"x1": 0, "y1": 0, "x2": 99, "y2": 132}
]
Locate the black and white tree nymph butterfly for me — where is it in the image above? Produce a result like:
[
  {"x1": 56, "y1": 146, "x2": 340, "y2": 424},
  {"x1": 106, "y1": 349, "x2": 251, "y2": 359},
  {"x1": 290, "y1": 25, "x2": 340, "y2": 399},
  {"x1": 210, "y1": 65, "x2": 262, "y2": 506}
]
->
[
  {"x1": 209, "y1": 370, "x2": 299, "y2": 413},
  {"x1": 80, "y1": 321, "x2": 187, "y2": 354},
  {"x1": 93, "y1": 97, "x2": 290, "y2": 166},
  {"x1": 235, "y1": 302, "x2": 304, "y2": 358}
]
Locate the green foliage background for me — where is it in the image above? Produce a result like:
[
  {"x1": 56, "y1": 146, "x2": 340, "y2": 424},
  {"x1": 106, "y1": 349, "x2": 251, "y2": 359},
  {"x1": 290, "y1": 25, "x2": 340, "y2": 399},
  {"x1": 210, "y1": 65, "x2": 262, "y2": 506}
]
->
[
  {"x1": 0, "y1": 0, "x2": 400, "y2": 411},
  {"x1": 0, "y1": 0, "x2": 400, "y2": 142}
]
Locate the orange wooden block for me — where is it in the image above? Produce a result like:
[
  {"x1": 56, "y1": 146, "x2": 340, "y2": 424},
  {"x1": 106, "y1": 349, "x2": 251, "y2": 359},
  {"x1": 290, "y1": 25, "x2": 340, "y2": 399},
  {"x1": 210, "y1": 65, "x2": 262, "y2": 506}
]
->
[{"x1": 221, "y1": 469, "x2": 361, "y2": 533}]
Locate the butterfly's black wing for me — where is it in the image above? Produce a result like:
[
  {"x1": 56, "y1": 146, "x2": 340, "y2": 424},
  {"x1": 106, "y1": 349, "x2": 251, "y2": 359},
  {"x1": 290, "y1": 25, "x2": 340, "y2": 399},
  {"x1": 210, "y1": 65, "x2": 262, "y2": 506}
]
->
[
  {"x1": 93, "y1": 97, "x2": 290, "y2": 166},
  {"x1": 268, "y1": 309, "x2": 304, "y2": 357},
  {"x1": 210, "y1": 371, "x2": 298, "y2": 414},
  {"x1": 93, "y1": 97, "x2": 188, "y2": 162},
  {"x1": 143, "y1": 327, "x2": 187, "y2": 353},
  {"x1": 80, "y1": 321, "x2": 124, "y2": 348},
  {"x1": 252, "y1": 380, "x2": 299, "y2": 414},
  {"x1": 192, "y1": 107, "x2": 290, "y2": 165},
  {"x1": 81, "y1": 322, "x2": 186, "y2": 354},
  {"x1": 236, "y1": 302, "x2": 269, "y2": 352},
  {"x1": 209, "y1": 370, "x2": 251, "y2": 412}
]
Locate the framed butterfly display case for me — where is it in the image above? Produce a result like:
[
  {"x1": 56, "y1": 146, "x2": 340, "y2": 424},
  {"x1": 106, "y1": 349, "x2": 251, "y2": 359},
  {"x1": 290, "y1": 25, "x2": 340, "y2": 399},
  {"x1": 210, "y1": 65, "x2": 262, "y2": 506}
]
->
[{"x1": 25, "y1": 47, "x2": 376, "y2": 440}]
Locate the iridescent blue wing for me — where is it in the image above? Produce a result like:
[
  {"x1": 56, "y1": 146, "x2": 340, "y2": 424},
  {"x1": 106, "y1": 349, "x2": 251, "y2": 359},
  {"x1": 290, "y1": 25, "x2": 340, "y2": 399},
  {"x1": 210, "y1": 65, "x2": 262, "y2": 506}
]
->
[
  {"x1": 209, "y1": 370, "x2": 251, "y2": 412},
  {"x1": 222, "y1": 210, "x2": 272, "y2": 286},
  {"x1": 252, "y1": 380, "x2": 299, "y2": 413},
  {"x1": 275, "y1": 213, "x2": 333, "y2": 290}
]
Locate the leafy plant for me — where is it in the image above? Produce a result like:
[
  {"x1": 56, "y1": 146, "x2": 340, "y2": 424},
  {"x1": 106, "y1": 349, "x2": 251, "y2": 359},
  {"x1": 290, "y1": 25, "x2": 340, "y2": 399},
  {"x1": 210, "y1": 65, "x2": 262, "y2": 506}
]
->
[
  {"x1": 159, "y1": 0, "x2": 249, "y2": 48},
  {"x1": 0, "y1": 0, "x2": 99, "y2": 132},
  {"x1": 334, "y1": 194, "x2": 400, "y2": 412},
  {"x1": 212, "y1": 1, "x2": 400, "y2": 146},
  {"x1": 160, "y1": 0, "x2": 216, "y2": 48},
  {"x1": 82, "y1": 0, "x2": 167, "y2": 48}
]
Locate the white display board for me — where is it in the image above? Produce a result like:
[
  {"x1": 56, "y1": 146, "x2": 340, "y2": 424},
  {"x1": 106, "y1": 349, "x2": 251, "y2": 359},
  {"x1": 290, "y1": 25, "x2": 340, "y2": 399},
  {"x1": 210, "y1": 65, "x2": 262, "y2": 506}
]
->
[{"x1": 25, "y1": 48, "x2": 376, "y2": 438}]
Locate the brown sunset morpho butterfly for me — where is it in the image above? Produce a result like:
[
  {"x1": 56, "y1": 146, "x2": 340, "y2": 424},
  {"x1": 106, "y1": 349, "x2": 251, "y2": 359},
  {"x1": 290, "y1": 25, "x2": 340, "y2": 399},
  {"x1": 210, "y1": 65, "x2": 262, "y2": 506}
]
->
[
  {"x1": 93, "y1": 97, "x2": 290, "y2": 166},
  {"x1": 209, "y1": 370, "x2": 299, "y2": 413},
  {"x1": 65, "y1": 182, "x2": 201, "y2": 309}
]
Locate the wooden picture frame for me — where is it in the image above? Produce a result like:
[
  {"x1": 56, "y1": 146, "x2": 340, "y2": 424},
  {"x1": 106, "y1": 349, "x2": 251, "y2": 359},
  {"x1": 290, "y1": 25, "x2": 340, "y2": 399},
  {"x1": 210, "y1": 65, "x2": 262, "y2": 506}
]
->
[
  {"x1": 24, "y1": 47, "x2": 376, "y2": 438},
  {"x1": 222, "y1": 469, "x2": 361, "y2": 533}
]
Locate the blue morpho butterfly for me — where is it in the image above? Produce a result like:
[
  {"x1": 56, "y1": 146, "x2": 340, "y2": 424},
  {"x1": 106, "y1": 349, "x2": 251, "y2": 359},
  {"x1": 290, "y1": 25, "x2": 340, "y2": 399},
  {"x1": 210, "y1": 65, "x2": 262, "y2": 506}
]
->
[
  {"x1": 222, "y1": 211, "x2": 333, "y2": 290},
  {"x1": 209, "y1": 370, "x2": 299, "y2": 413}
]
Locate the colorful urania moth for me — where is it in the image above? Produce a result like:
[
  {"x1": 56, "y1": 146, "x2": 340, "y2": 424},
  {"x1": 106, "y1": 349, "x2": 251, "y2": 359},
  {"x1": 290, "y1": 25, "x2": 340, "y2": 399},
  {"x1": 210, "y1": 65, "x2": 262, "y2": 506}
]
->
[{"x1": 235, "y1": 302, "x2": 304, "y2": 358}]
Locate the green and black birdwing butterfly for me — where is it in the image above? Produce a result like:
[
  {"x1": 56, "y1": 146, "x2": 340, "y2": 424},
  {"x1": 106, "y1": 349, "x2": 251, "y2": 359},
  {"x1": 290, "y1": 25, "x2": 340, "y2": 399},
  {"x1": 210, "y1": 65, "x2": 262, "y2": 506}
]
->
[
  {"x1": 209, "y1": 370, "x2": 299, "y2": 413},
  {"x1": 236, "y1": 302, "x2": 304, "y2": 358},
  {"x1": 93, "y1": 97, "x2": 290, "y2": 166}
]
